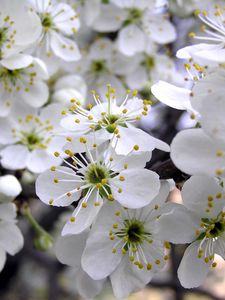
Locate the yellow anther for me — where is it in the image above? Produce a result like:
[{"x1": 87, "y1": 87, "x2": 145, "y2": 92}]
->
[
  {"x1": 188, "y1": 32, "x2": 196, "y2": 38},
  {"x1": 66, "y1": 137, "x2": 72, "y2": 142},
  {"x1": 118, "y1": 188, "x2": 122, "y2": 193},
  {"x1": 87, "y1": 103, "x2": 93, "y2": 110},
  {"x1": 208, "y1": 202, "x2": 213, "y2": 208},
  {"x1": 216, "y1": 150, "x2": 224, "y2": 157},
  {"x1": 94, "y1": 201, "x2": 100, "y2": 206},
  {"x1": 82, "y1": 202, "x2": 87, "y2": 208},
  {"x1": 216, "y1": 169, "x2": 223, "y2": 176},
  {"x1": 110, "y1": 236, "x2": 115, "y2": 240},
  {"x1": 66, "y1": 192, "x2": 72, "y2": 197},
  {"x1": 50, "y1": 166, "x2": 56, "y2": 171},
  {"x1": 164, "y1": 241, "x2": 171, "y2": 249},
  {"x1": 119, "y1": 176, "x2": 125, "y2": 181},
  {"x1": 54, "y1": 151, "x2": 60, "y2": 157},
  {"x1": 147, "y1": 263, "x2": 152, "y2": 270},
  {"x1": 115, "y1": 211, "x2": 121, "y2": 216},
  {"x1": 79, "y1": 137, "x2": 87, "y2": 144},
  {"x1": 154, "y1": 205, "x2": 159, "y2": 210},
  {"x1": 70, "y1": 217, "x2": 75, "y2": 222},
  {"x1": 204, "y1": 257, "x2": 209, "y2": 263},
  {"x1": 124, "y1": 163, "x2": 128, "y2": 169},
  {"x1": 88, "y1": 115, "x2": 93, "y2": 120},
  {"x1": 96, "y1": 183, "x2": 102, "y2": 189},
  {"x1": 54, "y1": 178, "x2": 59, "y2": 183},
  {"x1": 132, "y1": 90, "x2": 138, "y2": 96},
  {"x1": 212, "y1": 262, "x2": 217, "y2": 268},
  {"x1": 184, "y1": 63, "x2": 191, "y2": 69},
  {"x1": 216, "y1": 193, "x2": 222, "y2": 199},
  {"x1": 108, "y1": 194, "x2": 114, "y2": 201},
  {"x1": 112, "y1": 248, "x2": 117, "y2": 253},
  {"x1": 101, "y1": 178, "x2": 108, "y2": 185},
  {"x1": 112, "y1": 223, "x2": 118, "y2": 229},
  {"x1": 129, "y1": 256, "x2": 135, "y2": 262},
  {"x1": 49, "y1": 199, "x2": 54, "y2": 205},
  {"x1": 138, "y1": 263, "x2": 144, "y2": 269},
  {"x1": 133, "y1": 145, "x2": 139, "y2": 151},
  {"x1": 164, "y1": 255, "x2": 169, "y2": 261},
  {"x1": 75, "y1": 119, "x2": 80, "y2": 123},
  {"x1": 122, "y1": 109, "x2": 128, "y2": 114},
  {"x1": 114, "y1": 128, "x2": 119, "y2": 134},
  {"x1": 208, "y1": 195, "x2": 214, "y2": 201},
  {"x1": 155, "y1": 259, "x2": 161, "y2": 265}
]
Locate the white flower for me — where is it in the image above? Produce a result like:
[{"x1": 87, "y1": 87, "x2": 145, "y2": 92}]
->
[
  {"x1": 81, "y1": 180, "x2": 170, "y2": 298},
  {"x1": 60, "y1": 86, "x2": 169, "y2": 155},
  {"x1": 36, "y1": 137, "x2": 160, "y2": 234},
  {"x1": 112, "y1": 0, "x2": 176, "y2": 56},
  {"x1": 0, "y1": 0, "x2": 41, "y2": 61},
  {"x1": 28, "y1": 0, "x2": 81, "y2": 73},
  {"x1": 52, "y1": 74, "x2": 87, "y2": 107},
  {"x1": 55, "y1": 230, "x2": 105, "y2": 298},
  {"x1": 0, "y1": 175, "x2": 22, "y2": 203},
  {"x1": 171, "y1": 128, "x2": 225, "y2": 178},
  {"x1": 0, "y1": 103, "x2": 64, "y2": 173},
  {"x1": 157, "y1": 175, "x2": 225, "y2": 288},
  {"x1": 0, "y1": 55, "x2": 49, "y2": 116},
  {"x1": 177, "y1": 3, "x2": 225, "y2": 65},
  {"x1": 126, "y1": 52, "x2": 184, "y2": 90}
]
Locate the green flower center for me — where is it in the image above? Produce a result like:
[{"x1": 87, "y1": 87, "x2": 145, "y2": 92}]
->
[
  {"x1": 197, "y1": 213, "x2": 225, "y2": 240},
  {"x1": 85, "y1": 163, "x2": 109, "y2": 184},
  {"x1": 90, "y1": 60, "x2": 107, "y2": 74},
  {"x1": 20, "y1": 131, "x2": 44, "y2": 151},
  {"x1": 115, "y1": 219, "x2": 152, "y2": 250},
  {"x1": 40, "y1": 13, "x2": 54, "y2": 30},
  {"x1": 143, "y1": 56, "x2": 155, "y2": 70},
  {"x1": 0, "y1": 27, "x2": 8, "y2": 49},
  {"x1": 123, "y1": 8, "x2": 143, "y2": 26},
  {"x1": 0, "y1": 68, "x2": 22, "y2": 85}
]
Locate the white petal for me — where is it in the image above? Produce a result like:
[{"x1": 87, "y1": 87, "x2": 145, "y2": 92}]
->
[
  {"x1": 26, "y1": 149, "x2": 61, "y2": 173},
  {"x1": 0, "y1": 175, "x2": 22, "y2": 203},
  {"x1": 21, "y1": 81, "x2": 49, "y2": 108},
  {"x1": 178, "y1": 241, "x2": 211, "y2": 288},
  {"x1": 156, "y1": 203, "x2": 199, "y2": 243},
  {"x1": 0, "y1": 54, "x2": 33, "y2": 70},
  {"x1": 182, "y1": 175, "x2": 225, "y2": 218},
  {"x1": 171, "y1": 128, "x2": 225, "y2": 177},
  {"x1": 55, "y1": 231, "x2": 88, "y2": 267},
  {"x1": 0, "y1": 222, "x2": 24, "y2": 255},
  {"x1": 0, "y1": 203, "x2": 17, "y2": 221},
  {"x1": 111, "y1": 169, "x2": 160, "y2": 208},
  {"x1": 60, "y1": 115, "x2": 90, "y2": 133},
  {"x1": 0, "y1": 145, "x2": 29, "y2": 170},
  {"x1": 111, "y1": 255, "x2": 153, "y2": 299},
  {"x1": 0, "y1": 248, "x2": 6, "y2": 272},
  {"x1": 151, "y1": 81, "x2": 192, "y2": 110},
  {"x1": 50, "y1": 31, "x2": 81, "y2": 61},
  {"x1": 75, "y1": 268, "x2": 105, "y2": 298},
  {"x1": 62, "y1": 190, "x2": 103, "y2": 235},
  {"x1": 126, "y1": 66, "x2": 148, "y2": 89},
  {"x1": 118, "y1": 25, "x2": 145, "y2": 56},
  {"x1": 35, "y1": 166, "x2": 81, "y2": 206}
]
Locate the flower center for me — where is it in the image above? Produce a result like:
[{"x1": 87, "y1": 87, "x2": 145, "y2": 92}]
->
[
  {"x1": 40, "y1": 13, "x2": 54, "y2": 31},
  {"x1": 198, "y1": 213, "x2": 225, "y2": 240},
  {"x1": 20, "y1": 131, "x2": 44, "y2": 151},
  {"x1": 0, "y1": 67, "x2": 21, "y2": 86},
  {"x1": 123, "y1": 8, "x2": 143, "y2": 26},
  {"x1": 85, "y1": 163, "x2": 109, "y2": 184},
  {"x1": 0, "y1": 27, "x2": 8, "y2": 49},
  {"x1": 143, "y1": 55, "x2": 155, "y2": 70},
  {"x1": 90, "y1": 60, "x2": 107, "y2": 74}
]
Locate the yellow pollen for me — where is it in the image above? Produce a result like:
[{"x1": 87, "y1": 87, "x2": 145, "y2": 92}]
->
[
  {"x1": 54, "y1": 178, "x2": 59, "y2": 183},
  {"x1": 82, "y1": 202, "x2": 87, "y2": 208},
  {"x1": 70, "y1": 217, "x2": 75, "y2": 222},
  {"x1": 94, "y1": 201, "x2": 100, "y2": 206},
  {"x1": 147, "y1": 263, "x2": 152, "y2": 270},
  {"x1": 54, "y1": 152, "x2": 60, "y2": 157},
  {"x1": 49, "y1": 199, "x2": 54, "y2": 205},
  {"x1": 133, "y1": 145, "x2": 139, "y2": 151},
  {"x1": 155, "y1": 259, "x2": 160, "y2": 265},
  {"x1": 50, "y1": 166, "x2": 56, "y2": 171},
  {"x1": 119, "y1": 176, "x2": 125, "y2": 181}
]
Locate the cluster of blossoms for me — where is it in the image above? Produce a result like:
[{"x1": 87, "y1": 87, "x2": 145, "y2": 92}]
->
[{"x1": 0, "y1": 0, "x2": 225, "y2": 299}]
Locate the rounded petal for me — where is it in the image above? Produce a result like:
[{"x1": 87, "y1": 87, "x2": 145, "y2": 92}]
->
[
  {"x1": 182, "y1": 175, "x2": 225, "y2": 218},
  {"x1": 50, "y1": 31, "x2": 81, "y2": 61},
  {"x1": 111, "y1": 169, "x2": 160, "y2": 208},
  {"x1": 151, "y1": 81, "x2": 192, "y2": 110},
  {"x1": 171, "y1": 129, "x2": 225, "y2": 177},
  {"x1": 35, "y1": 166, "x2": 82, "y2": 206},
  {"x1": 118, "y1": 25, "x2": 145, "y2": 56},
  {"x1": 178, "y1": 241, "x2": 211, "y2": 288},
  {"x1": 21, "y1": 81, "x2": 49, "y2": 108},
  {"x1": 0, "y1": 54, "x2": 33, "y2": 70},
  {"x1": 0, "y1": 145, "x2": 29, "y2": 170},
  {"x1": 111, "y1": 255, "x2": 153, "y2": 299},
  {"x1": 62, "y1": 190, "x2": 103, "y2": 235},
  {"x1": 156, "y1": 203, "x2": 199, "y2": 243},
  {"x1": 0, "y1": 222, "x2": 24, "y2": 255},
  {"x1": 26, "y1": 149, "x2": 61, "y2": 173},
  {"x1": 0, "y1": 175, "x2": 22, "y2": 203},
  {"x1": 0, "y1": 203, "x2": 17, "y2": 221},
  {"x1": 55, "y1": 231, "x2": 88, "y2": 268}
]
